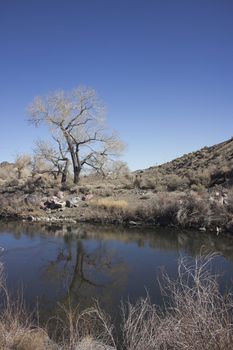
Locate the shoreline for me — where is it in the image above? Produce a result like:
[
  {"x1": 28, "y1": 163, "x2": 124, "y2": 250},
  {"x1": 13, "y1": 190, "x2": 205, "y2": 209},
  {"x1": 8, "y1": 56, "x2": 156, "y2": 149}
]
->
[{"x1": 0, "y1": 210, "x2": 231, "y2": 236}]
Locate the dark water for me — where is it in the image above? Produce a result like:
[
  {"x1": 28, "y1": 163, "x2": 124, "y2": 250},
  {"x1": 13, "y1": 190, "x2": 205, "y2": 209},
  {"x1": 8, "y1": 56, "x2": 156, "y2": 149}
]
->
[{"x1": 0, "y1": 221, "x2": 233, "y2": 324}]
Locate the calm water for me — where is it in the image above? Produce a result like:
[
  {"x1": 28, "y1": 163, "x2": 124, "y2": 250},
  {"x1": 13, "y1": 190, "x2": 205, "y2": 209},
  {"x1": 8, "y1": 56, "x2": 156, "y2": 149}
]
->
[{"x1": 0, "y1": 221, "x2": 233, "y2": 324}]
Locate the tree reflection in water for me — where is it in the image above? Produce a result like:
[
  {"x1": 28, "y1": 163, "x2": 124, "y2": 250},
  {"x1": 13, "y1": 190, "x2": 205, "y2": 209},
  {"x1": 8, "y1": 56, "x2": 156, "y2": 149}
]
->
[
  {"x1": 43, "y1": 231, "x2": 129, "y2": 316},
  {"x1": 1, "y1": 221, "x2": 233, "y2": 325}
]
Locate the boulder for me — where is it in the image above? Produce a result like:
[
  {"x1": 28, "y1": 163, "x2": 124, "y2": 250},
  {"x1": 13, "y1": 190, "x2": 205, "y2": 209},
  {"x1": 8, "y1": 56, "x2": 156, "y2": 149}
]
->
[
  {"x1": 42, "y1": 196, "x2": 66, "y2": 210},
  {"x1": 66, "y1": 196, "x2": 81, "y2": 208},
  {"x1": 56, "y1": 191, "x2": 64, "y2": 199}
]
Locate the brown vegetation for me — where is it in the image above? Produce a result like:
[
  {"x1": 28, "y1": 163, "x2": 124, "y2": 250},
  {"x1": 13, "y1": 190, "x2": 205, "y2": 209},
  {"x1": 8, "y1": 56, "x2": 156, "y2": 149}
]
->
[
  {"x1": 122, "y1": 253, "x2": 233, "y2": 350},
  {"x1": 139, "y1": 137, "x2": 233, "y2": 192},
  {"x1": 1, "y1": 138, "x2": 233, "y2": 232},
  {"x1": 0, "y1": 255, "x2": 233, "y2": 349}
]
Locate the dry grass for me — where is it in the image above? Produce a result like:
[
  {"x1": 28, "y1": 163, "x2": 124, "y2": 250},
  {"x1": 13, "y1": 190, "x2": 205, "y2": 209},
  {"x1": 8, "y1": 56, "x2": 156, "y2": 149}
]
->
[
  {"x1": 89, "y1": 198, "x2": 128, "y2": 212},
  {"x1": 0, "y1": 263, "x2": 54, "y2": 350}
]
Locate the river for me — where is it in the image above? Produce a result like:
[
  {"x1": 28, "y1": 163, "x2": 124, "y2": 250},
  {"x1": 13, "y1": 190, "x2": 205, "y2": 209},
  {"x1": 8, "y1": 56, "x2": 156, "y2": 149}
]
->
[{"x1": 0, "y1": 221, "x2": 233, "y2": 325}]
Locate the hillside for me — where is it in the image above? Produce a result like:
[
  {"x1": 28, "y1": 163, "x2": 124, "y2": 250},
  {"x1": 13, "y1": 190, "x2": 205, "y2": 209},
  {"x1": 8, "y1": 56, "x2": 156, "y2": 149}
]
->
[{"x1": 138, "y1": 138, "x2": 233, "y2": 191}]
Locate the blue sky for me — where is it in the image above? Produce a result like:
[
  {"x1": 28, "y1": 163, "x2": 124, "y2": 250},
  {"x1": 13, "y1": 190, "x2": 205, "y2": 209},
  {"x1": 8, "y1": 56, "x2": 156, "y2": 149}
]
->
[{"x1": 0, "y1": 0, "x2": 233, "y2": 170}]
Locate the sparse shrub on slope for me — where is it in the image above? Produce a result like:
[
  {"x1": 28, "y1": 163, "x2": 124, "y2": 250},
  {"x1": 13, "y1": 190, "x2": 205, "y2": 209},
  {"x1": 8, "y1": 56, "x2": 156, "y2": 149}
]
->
[{"x1": 165, "y1": 174, "x2": 189, "y2": 191}]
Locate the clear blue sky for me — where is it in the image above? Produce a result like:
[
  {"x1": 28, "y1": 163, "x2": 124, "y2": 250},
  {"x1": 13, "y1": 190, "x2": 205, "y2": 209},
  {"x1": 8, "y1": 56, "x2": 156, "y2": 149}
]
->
[{"x1": 0, "y1": 0, "x2": 233, "y2": 170}]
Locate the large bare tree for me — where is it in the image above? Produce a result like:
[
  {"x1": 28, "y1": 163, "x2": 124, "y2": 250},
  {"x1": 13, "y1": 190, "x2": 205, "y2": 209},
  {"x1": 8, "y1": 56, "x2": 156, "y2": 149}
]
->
[{"x1": 28, "y1": 87, "x2": 124, "y2": 184}]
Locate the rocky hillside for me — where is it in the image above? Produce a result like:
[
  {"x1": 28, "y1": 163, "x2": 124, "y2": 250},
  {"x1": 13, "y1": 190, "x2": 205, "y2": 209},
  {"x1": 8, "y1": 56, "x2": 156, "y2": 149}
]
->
[{"x1": 138, "y1": 138, "x2": 233, "y2": 190}]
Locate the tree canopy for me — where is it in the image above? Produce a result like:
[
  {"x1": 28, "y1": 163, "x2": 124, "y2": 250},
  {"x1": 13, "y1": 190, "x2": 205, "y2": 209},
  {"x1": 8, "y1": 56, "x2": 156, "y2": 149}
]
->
[{"x1": 28, "y1": 87, "x2": 124, "y2": 184}]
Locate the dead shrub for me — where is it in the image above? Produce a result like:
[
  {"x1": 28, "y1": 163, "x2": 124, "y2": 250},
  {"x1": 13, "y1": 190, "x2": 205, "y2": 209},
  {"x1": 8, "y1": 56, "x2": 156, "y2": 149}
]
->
[
  {"x1": 122, "y1": 253, "x2": 233, "y2": 350},
  {"x1": 51, "y1": 303, "x2": 116, "y2": 350},
  {"x1": 135, "y1": 192, "x2": 181, "y2": 225},
  {"x1": 164, "y1": 174, "x2": 189, "y2": 191},
  {"x1": 176, "y1": 192, "x2": 211, "y2": 227}
]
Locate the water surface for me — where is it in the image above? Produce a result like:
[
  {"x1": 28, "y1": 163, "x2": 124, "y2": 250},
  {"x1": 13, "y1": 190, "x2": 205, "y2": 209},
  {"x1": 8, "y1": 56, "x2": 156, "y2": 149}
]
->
[{"x1": 0, "y1": 221, "x2": 233, "y2": 323}]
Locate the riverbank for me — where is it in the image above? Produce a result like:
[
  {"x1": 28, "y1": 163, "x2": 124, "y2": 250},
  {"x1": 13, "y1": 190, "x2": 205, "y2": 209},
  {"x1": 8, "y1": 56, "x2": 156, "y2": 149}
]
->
[
  {"x1": 1, "y1": 183, "x2": 233, "y2": 234},
  {"x1": 1, "y1": 137, "x2": 233, "y2": 234}
]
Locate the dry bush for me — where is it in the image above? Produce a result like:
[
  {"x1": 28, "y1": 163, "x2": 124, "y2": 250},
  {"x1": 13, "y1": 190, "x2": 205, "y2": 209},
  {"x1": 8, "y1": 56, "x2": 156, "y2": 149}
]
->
[
  {"x1": 51, "y1": 303, "x2": 116, "y2": 350},
  {"x1": 0, "y1": 254, "x2": 233, "y2": 349},
  {"x1": 85, "y1": 184, "x2": 116, "y2": 197},
  {"x1": 130, "y1": 191, "x2": 228, "y2": 228},
  {"x1": 140, "y1": 176, "x2": 158, "y2": 190},
  {"x1": 15, "y1": 155, "x2": 32, "y2": 180},
  {"x1": 164, "y1": 174, "x2": 189, "y2": 191},
  {"x1": 121, "y1": 180, "x2": 134, "y2": 190},
  {"x1": 186, "y1": 169, "x2": 211, "y2": 187},
  {"x1": 176, "y1": 192, "x2": 211, "y2": 227},
  {"x1": 0, "y1": 164, "x2": 17, "y2": 182},
  {"x1": 190, "y1": 183, "x2": 206, "y2": 193},
  {"x1": 0, "y1": 264, "x2": 54, "y2": 350},
  {"x1": 134, "y1": 192, "x2": 182, "y2": 225},
  {"x1": 122, "y1": 253, "x2": 233, "y2": 350}
]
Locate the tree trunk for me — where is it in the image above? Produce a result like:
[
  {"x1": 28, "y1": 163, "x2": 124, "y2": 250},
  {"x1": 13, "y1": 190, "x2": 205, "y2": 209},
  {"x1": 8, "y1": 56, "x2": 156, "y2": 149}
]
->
[
  {"x1": 62, "y1": 131, "x2": 82, "y2": 184},
  {"x1": 73, "y1": 170, "x2": 79, "y2": 184},
  {"x1": 61, "y1": 158, "x2": 69, "y2": 184},
  {"x1": 71, "y1": 151, "x2": 81, "y2": 184},
  {"x1": 17, "y1": 169, "x2": 22, "y2": 179}
]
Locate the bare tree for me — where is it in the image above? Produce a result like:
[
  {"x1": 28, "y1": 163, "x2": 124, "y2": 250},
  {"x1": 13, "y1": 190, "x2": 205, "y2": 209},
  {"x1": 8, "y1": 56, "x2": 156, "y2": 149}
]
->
[
  {"x1": 34, "y1": 138, "x2": 70, "y2": 183},
  {"x1": 15, "y1": 154, "x2": 31, "y2": 179},
  {"x1": 109, "y1": 160, "x2": 130, "y2": 178},
  {"x1": 28, "y1": 87, "x2": 124, "y2": 184}
]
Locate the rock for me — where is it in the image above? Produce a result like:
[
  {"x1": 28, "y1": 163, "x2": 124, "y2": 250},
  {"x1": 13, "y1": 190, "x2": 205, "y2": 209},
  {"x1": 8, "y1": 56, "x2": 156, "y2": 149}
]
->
[
  {"x1": 56, "y1": 191, "x2": 64, "y2": 199},
  {"x1": 66, "y1": 196, "x2": 81, "y2": 208},
  {"x1": 75, "y1": 337, "x2": 115, "y2": 350},
  {"x1": 82, "y1": 193, "x2": 93, "y2": 201},
  {"x1": 129, "y1": 220, "x2": 141, "y2": 226},
  {"x1": 40, "y1": 202, "x2": 46, "y2": 210},
  {"x1": 43, "y1": 197, "x2": 66, "y2": 210},
  {"x1": 24, "y1": 194, "x2": 41, "y2": 206}
]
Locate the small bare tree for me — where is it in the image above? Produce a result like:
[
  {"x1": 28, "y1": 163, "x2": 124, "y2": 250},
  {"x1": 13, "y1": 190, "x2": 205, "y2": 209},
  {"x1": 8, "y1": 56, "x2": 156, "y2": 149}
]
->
[
  {"x1": 28, "y1": 87, "x2": 124, "y2": 184},
  {"x1": 15, "y1": 154, "x2": 31, "y2": 179},
  {"x1": 109, "y1": 160, "x2": 130, "y2": 178},
  {"x1": 34, "y1": 137, "x2": 69, "y2": 183}
]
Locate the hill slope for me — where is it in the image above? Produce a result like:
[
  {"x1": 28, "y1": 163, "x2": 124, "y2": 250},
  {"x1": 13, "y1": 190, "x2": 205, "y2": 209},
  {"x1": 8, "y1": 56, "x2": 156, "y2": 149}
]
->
[{"x1": 138, "y1": 138, "x2": 233, "y2": 190}]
